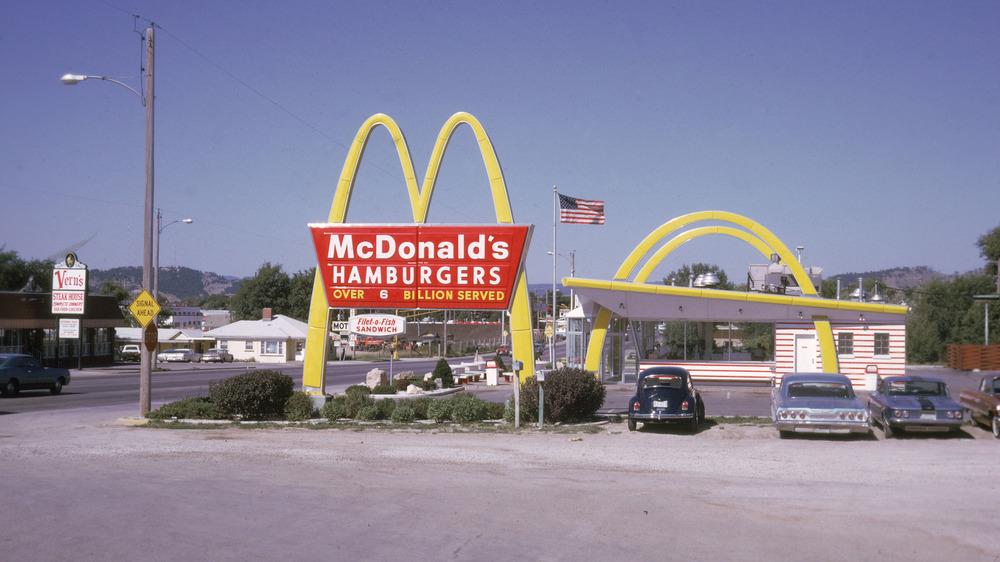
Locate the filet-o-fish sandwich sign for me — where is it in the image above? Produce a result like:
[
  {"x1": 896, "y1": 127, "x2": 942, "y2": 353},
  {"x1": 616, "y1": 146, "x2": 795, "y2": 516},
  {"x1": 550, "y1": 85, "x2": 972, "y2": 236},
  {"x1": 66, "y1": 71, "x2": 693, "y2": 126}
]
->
[{"x1": 310, "y1": 223, "x2": 533, "y2": 310}]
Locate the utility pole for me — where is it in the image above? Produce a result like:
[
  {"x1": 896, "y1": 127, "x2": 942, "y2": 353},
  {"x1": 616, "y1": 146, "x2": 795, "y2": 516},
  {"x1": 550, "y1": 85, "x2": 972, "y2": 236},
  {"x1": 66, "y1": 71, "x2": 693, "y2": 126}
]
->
[{"x1": 139, "y1": 26, "x2": 155, "y2": 416}]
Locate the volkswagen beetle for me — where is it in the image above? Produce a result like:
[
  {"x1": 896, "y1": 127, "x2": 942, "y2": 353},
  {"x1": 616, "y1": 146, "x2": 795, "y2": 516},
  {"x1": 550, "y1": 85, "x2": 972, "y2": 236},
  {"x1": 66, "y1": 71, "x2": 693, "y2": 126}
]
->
[{"x1": 627, "y1": 366, "x2": 704, "y2": 432}]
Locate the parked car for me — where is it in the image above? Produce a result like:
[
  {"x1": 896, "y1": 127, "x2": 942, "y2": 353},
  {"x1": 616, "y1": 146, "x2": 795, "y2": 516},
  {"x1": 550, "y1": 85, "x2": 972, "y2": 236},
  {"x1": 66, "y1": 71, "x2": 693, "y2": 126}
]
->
[
  {"x1": 0, "y1": 353, "x2": 71, "y2": 396},
  {"x1": 867, "y1": 375, "x2": 964, "y2": 438},
  {"x1": 496, "y1": 346, "x2": 511, "y2": 356},
  {"x1": 959, "y1": 375, "x2": 1000, "y2": 438},
  {"x1": 156, "y1": 348, "x2": 201, "y2": 362},
  {"x1": 771, "y1": 372, "x2": 870, "y2": 437},
  {"x1": 200, "y1": 348, "x2": 234, "y2": 363},
  {"x1": 119, "y1": 344, "x2": 141, "y2": 362},
  {"x1": 627, "y1": 366, "x2": 704, "y2": 432}
]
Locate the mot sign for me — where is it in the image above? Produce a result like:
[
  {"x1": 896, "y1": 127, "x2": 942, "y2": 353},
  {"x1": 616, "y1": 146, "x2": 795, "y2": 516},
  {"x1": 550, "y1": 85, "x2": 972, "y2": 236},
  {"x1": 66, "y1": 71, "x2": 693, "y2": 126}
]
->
[{"x1": 310, "y1": 224, "x2": 532, "y2": 310}]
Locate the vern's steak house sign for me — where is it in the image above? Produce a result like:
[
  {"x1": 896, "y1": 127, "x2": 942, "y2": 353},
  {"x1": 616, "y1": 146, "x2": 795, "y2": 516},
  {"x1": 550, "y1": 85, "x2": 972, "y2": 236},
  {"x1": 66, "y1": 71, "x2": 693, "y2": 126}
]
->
[{"x1": 310, "y1": 224, "x2": 533, "y2": 310}]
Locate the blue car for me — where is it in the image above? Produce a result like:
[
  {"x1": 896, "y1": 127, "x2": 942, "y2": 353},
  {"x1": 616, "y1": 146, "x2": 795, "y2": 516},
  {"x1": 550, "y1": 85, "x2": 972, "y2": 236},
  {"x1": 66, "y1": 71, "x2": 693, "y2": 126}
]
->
[
  {"x1": 867, "y1": 375, "x2": 964, "y2": 438},
  {"x1": 771, "y1": 372, "x2": 870, "y2": 437},
  {"x1": 0, "y1": 353, "x2": 71, "y2": 396},
  {"x1": 627, "y1": 366, "x2": 704, "y2": 432}
]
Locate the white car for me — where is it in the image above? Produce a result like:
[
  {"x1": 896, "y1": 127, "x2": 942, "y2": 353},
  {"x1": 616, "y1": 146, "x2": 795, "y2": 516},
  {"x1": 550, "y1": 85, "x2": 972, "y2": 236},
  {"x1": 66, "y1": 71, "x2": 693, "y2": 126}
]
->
[{"x1": 156, "y1": 348, "x2": 201, "y2": 362}]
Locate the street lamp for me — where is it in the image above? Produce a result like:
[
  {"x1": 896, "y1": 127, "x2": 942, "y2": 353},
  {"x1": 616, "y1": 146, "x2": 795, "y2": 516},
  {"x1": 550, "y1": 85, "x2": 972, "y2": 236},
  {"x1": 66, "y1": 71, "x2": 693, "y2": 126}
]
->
[
  {"x1": 155, "y1": 209, "x2": 193, "y2": 303},
  {"x1": 62, "y1": 26, "x2": 156, "y2": 416}
]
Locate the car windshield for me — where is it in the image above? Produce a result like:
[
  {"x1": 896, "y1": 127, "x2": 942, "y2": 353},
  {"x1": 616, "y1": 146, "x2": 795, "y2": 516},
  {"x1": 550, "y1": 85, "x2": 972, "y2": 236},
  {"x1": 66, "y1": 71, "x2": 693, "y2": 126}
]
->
[
  {"x1": 786, "y1": 382, "x2": 850, "y2": 399},
  {"x1": 887, "y1": 381, "x2": 946, "y2": 397},
  {"x1": 642, "y1": 375, "x2": 683, "y2": 389}
]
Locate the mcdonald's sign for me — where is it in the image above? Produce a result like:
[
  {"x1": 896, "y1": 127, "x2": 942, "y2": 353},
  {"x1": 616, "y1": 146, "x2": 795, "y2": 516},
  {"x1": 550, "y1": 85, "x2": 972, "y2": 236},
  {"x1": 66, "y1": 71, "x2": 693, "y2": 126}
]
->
[
  {"x1": 302, "y1": 112, "x2": 538, "y2": 393},
  {"x1": 310, "y1": 223, "x2": 532, "y2": 310}
]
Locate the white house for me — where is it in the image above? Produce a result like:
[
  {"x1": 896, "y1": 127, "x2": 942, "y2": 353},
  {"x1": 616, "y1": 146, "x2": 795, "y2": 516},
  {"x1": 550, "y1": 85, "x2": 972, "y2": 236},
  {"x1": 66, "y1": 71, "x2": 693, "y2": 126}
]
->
[{"x1": 203, "y1": 309, "x2": 308, "y2": 363}]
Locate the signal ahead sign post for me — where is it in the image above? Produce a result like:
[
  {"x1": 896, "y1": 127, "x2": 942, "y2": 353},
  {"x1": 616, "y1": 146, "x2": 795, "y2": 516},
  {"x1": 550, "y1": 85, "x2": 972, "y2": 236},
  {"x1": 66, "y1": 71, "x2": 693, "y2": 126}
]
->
[{"x1": 128, "y1": 289, "x2": 161, "y2": 328}]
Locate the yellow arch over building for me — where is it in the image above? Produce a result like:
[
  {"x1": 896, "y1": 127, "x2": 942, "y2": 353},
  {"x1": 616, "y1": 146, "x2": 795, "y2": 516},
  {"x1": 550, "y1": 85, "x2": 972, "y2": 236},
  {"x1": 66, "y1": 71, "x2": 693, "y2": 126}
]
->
[
  {"x1": 582, "y1": 211, "x2": 842, "y2": 375},
  {"x1": 302, "y1": 113, "x2": 536, "y2": 393}
]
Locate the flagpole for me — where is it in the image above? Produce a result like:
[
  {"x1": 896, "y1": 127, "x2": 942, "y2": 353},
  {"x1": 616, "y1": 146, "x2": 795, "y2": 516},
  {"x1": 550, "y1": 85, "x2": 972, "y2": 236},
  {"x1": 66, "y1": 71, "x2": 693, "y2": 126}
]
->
[{"x1": 552, "y1": 186, "x2": 557, "y2": 368}]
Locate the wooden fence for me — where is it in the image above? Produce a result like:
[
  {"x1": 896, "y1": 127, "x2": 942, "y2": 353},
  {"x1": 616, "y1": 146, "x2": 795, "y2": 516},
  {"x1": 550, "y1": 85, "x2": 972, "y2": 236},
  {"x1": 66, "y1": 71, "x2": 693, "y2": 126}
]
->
[{"x1": 947, "y1": 343, "x2": 1000, "y2": 370}]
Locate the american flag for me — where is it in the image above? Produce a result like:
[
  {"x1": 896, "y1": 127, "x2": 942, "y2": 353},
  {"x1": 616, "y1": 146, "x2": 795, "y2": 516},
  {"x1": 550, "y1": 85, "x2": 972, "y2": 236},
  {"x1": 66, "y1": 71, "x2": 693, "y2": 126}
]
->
[{"x1": 558, "y1": 193, "x2": 605, "y2": 225}]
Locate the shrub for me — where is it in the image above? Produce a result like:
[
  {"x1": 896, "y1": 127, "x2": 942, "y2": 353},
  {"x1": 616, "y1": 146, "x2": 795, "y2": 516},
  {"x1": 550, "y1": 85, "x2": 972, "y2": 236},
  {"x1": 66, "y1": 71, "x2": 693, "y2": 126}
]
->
[
  {"x1": 421, "y1": 377, "x2": 438, "y2": 391},
  {"x1": 432, "y1": 358, "x2": 454, "y2": 388},
  {"x1": 345, "y1": 384, "x2": 372, "y2": 398},
  {"x1": 390, "y1": 403, "x2": 416, "y2": 423},
  {"x1": 320, "y1": 395, "x2": 348, "y2": 420},
  {"x1": 486, "y1": 400, "x2": 506, "y2": 420},
  {"x1": 450, "y1": 393, "x2": 491, "y2": 423},
  {"x1": 147, "y1": 396, "x2": 222, "y2": 420},
  {"x1": 209, "y1": 370, "x2": 295, "y2": 420},
  {"x1": 285, "y1": 391, "x2": 316, "y2": 421},
  {"x1": 372, "y1": 384, "x2": 397, "y2": 395},
  {"x1": 518, "y1": 367, "x2": 606, "y2": 423},
  {"x1": 410, "y1": 397, "x2": 434, "y2": 419},
  {"x1": 427, "y1": 398, "x2": 453, "y2": 422},
  {"x1": 493, "y1": 354, "x2": 508, "y2": 372},
  {"x1": 374, "y1": 397, "x2": 396, "y2": 419},
  {"x1": 355, "y1": 405, "x2": 379, "y2": 421},
  {"x1": 345, "y1": 392, "x2": 374, "y2": 419},
  {"x1": 394, "y1": 377, "x2": 414, "y2": 392}
]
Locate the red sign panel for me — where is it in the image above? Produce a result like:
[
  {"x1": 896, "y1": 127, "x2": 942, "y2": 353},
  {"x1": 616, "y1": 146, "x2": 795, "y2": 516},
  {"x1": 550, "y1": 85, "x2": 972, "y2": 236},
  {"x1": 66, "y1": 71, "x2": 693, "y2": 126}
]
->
[{"x1": 310, "y1": 224, "x2": 532, "y2": 310}]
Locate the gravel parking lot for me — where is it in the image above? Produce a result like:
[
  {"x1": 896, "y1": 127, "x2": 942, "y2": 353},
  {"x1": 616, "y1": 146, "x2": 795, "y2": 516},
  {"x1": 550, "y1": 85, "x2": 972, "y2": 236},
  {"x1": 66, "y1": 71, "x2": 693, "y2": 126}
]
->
[{"x1": 2, "y1": 400, "x2": 999, "y2": 561}]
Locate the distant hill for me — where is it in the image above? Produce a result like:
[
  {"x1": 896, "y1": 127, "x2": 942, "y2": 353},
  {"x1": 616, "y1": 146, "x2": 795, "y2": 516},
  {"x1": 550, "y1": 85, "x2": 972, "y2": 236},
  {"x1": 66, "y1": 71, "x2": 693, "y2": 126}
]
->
[
  {"x1": 89, "y1": 266, "x2": 240, "y2": 301},
  {"x1": 826, "y1": 266, "x2": 952, "y2": 289}
]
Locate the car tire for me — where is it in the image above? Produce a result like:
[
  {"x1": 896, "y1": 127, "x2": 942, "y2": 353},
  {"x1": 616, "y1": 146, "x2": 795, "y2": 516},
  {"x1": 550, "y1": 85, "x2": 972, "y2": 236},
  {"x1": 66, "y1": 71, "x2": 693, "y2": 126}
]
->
[
  {"x1": 992, "y1": 415, "x2": 1000, "y2": 439},
  {"x1": 50, "y1": 378, "x2": 63, "y2": 395},
  {"x1": 688, "y1": 408, "x2": 700, "y2": 432},
  {"x1": 5, "y1": 379, "x2": 19, "y2": 396},
  {"x1": 627, "y1": 419, "x2": 637, "y2": 432},
  {"x1": 882, "y1": 414, "x2": 894, "y2": 439}
]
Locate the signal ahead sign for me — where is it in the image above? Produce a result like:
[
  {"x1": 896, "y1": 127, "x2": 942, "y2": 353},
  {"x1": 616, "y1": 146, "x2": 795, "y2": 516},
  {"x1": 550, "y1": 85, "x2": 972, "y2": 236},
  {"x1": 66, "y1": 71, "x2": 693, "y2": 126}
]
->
[{"x1": 128, "y1": 290, "x2": 162, "y2": 328}]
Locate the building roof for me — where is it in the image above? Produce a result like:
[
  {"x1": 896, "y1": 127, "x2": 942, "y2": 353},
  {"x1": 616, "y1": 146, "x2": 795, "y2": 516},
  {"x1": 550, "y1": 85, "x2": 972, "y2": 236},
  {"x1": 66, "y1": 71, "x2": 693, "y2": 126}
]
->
[
  {"x1": 0, "y1": 291, "x2": 126, "y2": 329},
  {"x1": 204, "y1": 314, "x2": 308, "y2": 340}
]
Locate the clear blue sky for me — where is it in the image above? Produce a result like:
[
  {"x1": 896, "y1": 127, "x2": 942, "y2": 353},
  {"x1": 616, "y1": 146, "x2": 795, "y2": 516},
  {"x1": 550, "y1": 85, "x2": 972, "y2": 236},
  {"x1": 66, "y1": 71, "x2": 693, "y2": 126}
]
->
[{"x1": 3, "y1": 1, "x2": 998, "y2": 288}]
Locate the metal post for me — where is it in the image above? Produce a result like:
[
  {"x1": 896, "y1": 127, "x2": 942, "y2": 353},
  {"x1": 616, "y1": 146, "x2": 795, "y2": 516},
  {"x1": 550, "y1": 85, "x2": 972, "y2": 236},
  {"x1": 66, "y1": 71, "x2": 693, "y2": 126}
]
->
[
  {"x1": 551, "y1": 186, "x2": 557, "y2": 367},
  {"x1": 538, "y1": 379, "x2": 544, "y2": 428},
  {"x1": 139, "y1": 27, "x2": 155, "y2": 417}
]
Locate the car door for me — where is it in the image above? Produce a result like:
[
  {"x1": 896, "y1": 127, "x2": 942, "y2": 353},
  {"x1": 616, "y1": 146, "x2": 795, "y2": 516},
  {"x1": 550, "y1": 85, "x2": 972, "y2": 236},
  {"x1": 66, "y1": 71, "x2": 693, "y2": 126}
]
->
[{"x1": 868, "y1": 378, "x2": 887, "y2": 419}]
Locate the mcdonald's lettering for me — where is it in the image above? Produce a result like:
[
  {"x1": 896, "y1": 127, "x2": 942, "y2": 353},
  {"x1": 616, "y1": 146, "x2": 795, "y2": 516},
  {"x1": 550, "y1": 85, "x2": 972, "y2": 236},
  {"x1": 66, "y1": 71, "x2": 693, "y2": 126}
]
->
[{"x1": 311, "y1": 224, "x2": 531, "y2": 310}]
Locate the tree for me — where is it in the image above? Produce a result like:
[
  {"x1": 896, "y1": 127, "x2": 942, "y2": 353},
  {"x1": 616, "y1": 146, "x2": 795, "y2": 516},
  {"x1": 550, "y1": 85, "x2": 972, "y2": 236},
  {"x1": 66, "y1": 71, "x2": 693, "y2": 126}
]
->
[
  {"x1": 976, "y1": 224, "x2": 1000, "y2": 281},
  {"x1": 97, "y1": 279, "x2": 137, "y2": 327},
  {"x1": 661, "y1": 263, "x2": 733, "y2": 290},
  {"x1": 0, "y1": 248, "x2": 53, "y2": 292},
  {"x1": 229, "y1": 262, "x2": 291, "y2": 321},
  {"x1": 286, "y1": 268, "x2": 317, "y2": 322},
  {"x1": 198, "y1": 293, "x2": 231, "y2": 311},
  {"x1": 906, "y1": 273, "x2": 999, "y2": 363}
]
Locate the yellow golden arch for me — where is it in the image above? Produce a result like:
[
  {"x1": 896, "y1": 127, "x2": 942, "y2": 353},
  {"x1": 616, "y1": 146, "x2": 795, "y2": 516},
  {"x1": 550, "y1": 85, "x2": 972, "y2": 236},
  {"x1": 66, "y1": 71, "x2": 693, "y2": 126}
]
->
[
  {"x1": 583, "y1": 210, "x2": 840, "y2": 374},
  {"x1": 302, "y1": 112, "x2": 536, "y2": 393}
]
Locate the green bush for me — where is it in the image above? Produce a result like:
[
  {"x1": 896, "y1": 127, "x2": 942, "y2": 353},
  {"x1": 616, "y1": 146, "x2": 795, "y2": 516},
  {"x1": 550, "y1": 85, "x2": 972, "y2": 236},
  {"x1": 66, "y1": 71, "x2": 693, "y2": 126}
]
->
[
  {"x1": 345, "y1": 384, "x2": 372, "y2": 397},
  {"x1": 285, "y1": 391, "x2": 316, "y2": 421},
  {"x1": 390, "y1": 402, "x2": 416, "y2": 423},
  {"x1": 486, "y1": 400, "x2": 506, "y2": 420},
  {"x1": 493, "y1": 354, "x2": 508, "y2": 372},
  {"x1": 320, "y1": 395, "x2": 348, "y2": 420},
  {"x1": 410, "y1": 397, "x2": 434, "y2": 419},
  {"x1": 427, "y1": 398, "x2": 453, "y2": 422},
  {"x1": 372, "y1": 384, "x2": 397, "y2": 395},
  {"x1": 374, "y1": 397, "x2": 396, "y2": 419},
  {"x1": 208, "y1": 370, "x2": 295, "y2": 420},
  {"x1": 355, "y1": 405, "x2": 379, "y2": 421},
  {"x1": 518, "y1": 367, "x2": 606, "y2": 423},
  {"x1": 146, "y1": 396, "x2": 222, "y2": 420},
  {"x1": 432, "y1": 358, "x2": 454, "y2": 388},
  {"x1": 421, "y1": 377, "x2": 438, "y2": 391},
  {"x1": 394, "y1": 377, "x2": 414, "y2": 392},
  {"x1": 450, "y1": 393, "x2": 491, "y2": 423}
]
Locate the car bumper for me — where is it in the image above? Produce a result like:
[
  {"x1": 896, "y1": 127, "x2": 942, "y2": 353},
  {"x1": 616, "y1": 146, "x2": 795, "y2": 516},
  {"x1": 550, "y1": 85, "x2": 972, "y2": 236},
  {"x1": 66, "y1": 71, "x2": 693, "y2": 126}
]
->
[
  {"x1": 888, "y1": 419, "x2": 964, "y2": 432},
  {"x1": 630, "y1": 412, "x2": 695, "y2": 422},
  {"x1": 774, "y1": 420, "x2": 870, "y2": 434}
]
